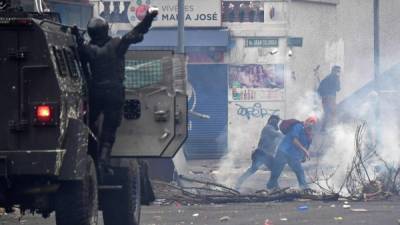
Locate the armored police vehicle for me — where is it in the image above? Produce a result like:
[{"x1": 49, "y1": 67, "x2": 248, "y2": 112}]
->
[{"x1": 0, "y1": 2, "x2": 188, "y2": 225}]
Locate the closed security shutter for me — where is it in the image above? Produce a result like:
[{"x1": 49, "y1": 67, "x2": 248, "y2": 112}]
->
[{"x1": 184, "y1": 64, "x2": 228, "y2": 159}]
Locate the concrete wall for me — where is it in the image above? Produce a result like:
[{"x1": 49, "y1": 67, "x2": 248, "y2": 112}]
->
[
  {"x1": 379, "y1": 0, "x2": 400, "y2": 75},
  {"x1": 286, "y1": 1, "x2": 338, "y2": 118},
  {"x1": 337, "y1": 0, "x2": 373, "y2": 101},
  {"x1": 287, "y1": 0, "x2": 400, "y2": 111},
  {"x1": 337, "y1": 0, "x2": 400, "y2": 101}
]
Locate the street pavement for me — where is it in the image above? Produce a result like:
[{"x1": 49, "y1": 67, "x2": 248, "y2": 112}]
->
[{"x1": 1, "y1": 199, "x2": 400, "y2": 225}]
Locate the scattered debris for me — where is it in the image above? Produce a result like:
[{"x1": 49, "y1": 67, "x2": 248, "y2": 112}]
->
[
  {"x1": 297, "y1": 205, "x2": 309, "y2": 212},
  {"x1": 175, "y1": 201, "x2": 182, "y2": 208},
  {"x1": 152, "y1": 179, "x2": 339, "y2": 205},
  {"x1": 264, "y1": 219, "x2": 273, "y2": 225},
  {"x1": 153, "y1": 198, "x2": 168, "y2": 205},
  {"x1": 342, "y1": 204, "x2": 351, "y2": 209},
  {"x1": 334, "y1": 216, "x2": 344, "y2": 221},
  {"x1": 310, "y1": 122, "x2": 400, "y2": 200},
  {"x1": 280, "y1": 217, "x2": 288, "y2": 221},
  {"x1": 192, "y1": 213, "x2": 199, "y2": 217},
  {"x1": 0, "y1": 207, "x2": 5, "y2": 216},
  {"x1": 153, "y1": 216, "x2": 162, "y2": 221},
  {"x1": 219, "y1": 216, "x2": 231, "y2": 222},
  {"x1": 149, "y1": 123, "x2": 399, "y2": 206},
  {"x1": 350, "y1": 208, "x2": 368, "y2": 212}
]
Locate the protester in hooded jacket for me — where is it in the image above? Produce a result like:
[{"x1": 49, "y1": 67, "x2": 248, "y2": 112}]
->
[{"x1": 235, "y1": 115, "x2": 283, "y2": 190}]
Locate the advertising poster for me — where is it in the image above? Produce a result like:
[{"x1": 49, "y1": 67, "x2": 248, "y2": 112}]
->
[
  {"x1": 228, "y1": 64, "x2": 285, "y2": 101},
  {"x1": 94, "y1": 0, "x2": 222, "y2": 27}
]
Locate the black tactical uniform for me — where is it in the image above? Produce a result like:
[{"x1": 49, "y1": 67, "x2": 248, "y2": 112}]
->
[{"x1": 72, "y1": 9, "x2": 158, "y2": 167}]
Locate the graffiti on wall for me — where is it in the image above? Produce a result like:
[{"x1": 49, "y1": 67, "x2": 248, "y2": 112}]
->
[{"x1": 235, "y1": 102, "x2": 280, "y2": 120}]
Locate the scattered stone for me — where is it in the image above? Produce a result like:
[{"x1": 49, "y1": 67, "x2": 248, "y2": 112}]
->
[
  {"x1": 264, "y1": 219, "x2": 273, "y2": 225},
  {"x1": 334, "y1": 216, "x2": 344, "y2": 221},
  {"x1": 350, "y1": 208, "x2": 368, "y2": 212},
  {"x1": 0, "y1": 208, "x2": 5, "y2": 216},
  {"x1": 153, "y1": 216, "x2": 162, "y2": 221},
  {"x1": 297, "y1": 205, "x2": 309, "y2": 211},
  {"x1": 219, "y1": 216, "x2": 231, "y2": 222}
]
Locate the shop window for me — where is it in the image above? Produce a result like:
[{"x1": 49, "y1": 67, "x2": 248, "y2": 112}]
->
[{"x1": 222, "y1": 1, "x2": 264, "y2": 23}]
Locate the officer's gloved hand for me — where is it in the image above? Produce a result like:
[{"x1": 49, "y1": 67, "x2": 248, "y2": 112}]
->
[
  {"x1": 133, "y1": 6, "x2": 159, "y2": 34},
  {"x1": 148, "y1": 6, "x2": 159, "y2": 18},
  {"x1": 70, "y1": 25, "x2": 80, "y2": 36}
]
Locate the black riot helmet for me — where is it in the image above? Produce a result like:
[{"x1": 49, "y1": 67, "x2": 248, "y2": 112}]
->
[{"x1": 87, "y1": 17, "x2": 109, "y2": 41}]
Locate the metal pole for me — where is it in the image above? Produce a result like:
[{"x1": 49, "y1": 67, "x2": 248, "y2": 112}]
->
[
  {"x1": 177, "y1": 0, "x2": 185, "y2": 53},
  {"x1": 374, "y1": 0, "x2": 380, "y2": 82},
  {"x1": 373, "y1": 0, "x2": 380, "y2": 145}
]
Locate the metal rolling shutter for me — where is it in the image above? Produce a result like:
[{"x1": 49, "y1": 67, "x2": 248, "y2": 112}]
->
[{"x1": 184, "y1": 64, "x2": 228, "y2": 159}]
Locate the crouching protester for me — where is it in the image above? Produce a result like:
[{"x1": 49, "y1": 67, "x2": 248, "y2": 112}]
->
[
  {"x1": 266, "y1": 116, "x2": 318, "y2": 191},
  {"x1": 235, "y1": 115, "x2": 283, "y2": 190}
]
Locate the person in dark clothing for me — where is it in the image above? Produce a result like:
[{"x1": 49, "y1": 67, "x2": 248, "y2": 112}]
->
[
  {"x1": 235, "y1": 115, "x2": 283, "y2": 190},
  {"x1": 318, "y1": 65, "x2": 341, "y2": 131},
  {"x1": 72, "y1": 8, "x2": 158, "y2": 171},
  {"x1": 266, "y1": 116, "x2": 317, "y2": 191}
]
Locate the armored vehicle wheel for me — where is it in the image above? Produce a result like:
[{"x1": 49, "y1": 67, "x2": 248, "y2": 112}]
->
[
  {"x1": 55, "y1": 157, "x2": 98, "y2": 225},
  {"x1": 102, "y1": 163, "x2": 141, "y2": 225}
]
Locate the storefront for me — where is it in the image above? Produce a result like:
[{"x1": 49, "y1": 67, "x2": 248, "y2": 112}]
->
[{"x1": 223, "y1": 0, "x2": 289, "y2": 154}]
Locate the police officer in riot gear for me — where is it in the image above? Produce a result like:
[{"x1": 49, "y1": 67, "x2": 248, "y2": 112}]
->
[{"x1": 72, "y1": 8, "x2": 158, "y2": 172}]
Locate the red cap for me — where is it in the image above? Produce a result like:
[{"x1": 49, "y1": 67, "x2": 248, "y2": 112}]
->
[{"x1": 305, "y1": 115, "x2": 318, "y2": 125}]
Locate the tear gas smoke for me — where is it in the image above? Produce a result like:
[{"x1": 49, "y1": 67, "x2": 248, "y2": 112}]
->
[{"x1": 214, "y1": 85, "x2": 400, "y2": 193}]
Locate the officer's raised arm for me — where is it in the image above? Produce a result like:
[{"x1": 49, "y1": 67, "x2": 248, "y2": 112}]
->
[{"x1": 117, "y1": 7, "x2": 159, "y2": 56}]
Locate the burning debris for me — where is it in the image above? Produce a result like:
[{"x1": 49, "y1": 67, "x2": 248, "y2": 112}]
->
[
  {"x1": 152, "y1": 174, "x2": 339, "y2": 205},
  {"x1": 155, "y1": 122, "x2": 399, "y2": 206},
  {"x1": 309, "y1": 122, "x2": 400, "y2": 200}
]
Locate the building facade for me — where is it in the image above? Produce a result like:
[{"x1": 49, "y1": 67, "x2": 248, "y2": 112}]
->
[{"x1": 225, "y1": 0, "x2": 400, "y2": 157}]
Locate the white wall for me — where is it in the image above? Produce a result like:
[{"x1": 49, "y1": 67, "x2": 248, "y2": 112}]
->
[
  {"x1": 336, "y1": 0, "x2": 400, "y2": 100},
  {"x1": 286, "y1": 1, "x2": 338, "y2": 118},
  {"x1": 379, "y1": 0, "x2": 400, "y2": 75},
  {"x1": 337, "y1": 0, "x2": 374, "y2": 101}
]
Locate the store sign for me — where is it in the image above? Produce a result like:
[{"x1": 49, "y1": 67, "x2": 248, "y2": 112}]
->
[
  {"x1": 127, "y1": 0, "x2": 222, "y2": 27},
  {"x1": 287, "y1": 37, "x2": 303, "y2": 47},
  {"x1": 245, "y1": 38, "x2": 279, "y2": 48}
]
